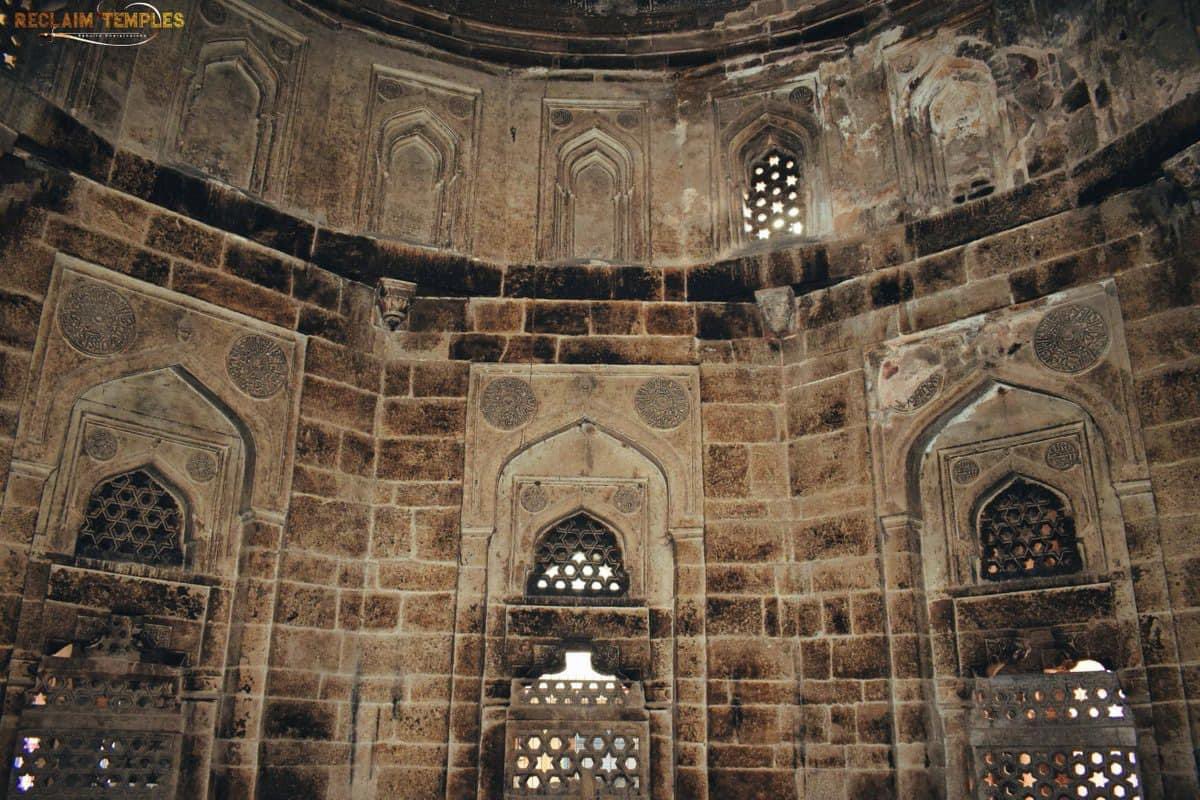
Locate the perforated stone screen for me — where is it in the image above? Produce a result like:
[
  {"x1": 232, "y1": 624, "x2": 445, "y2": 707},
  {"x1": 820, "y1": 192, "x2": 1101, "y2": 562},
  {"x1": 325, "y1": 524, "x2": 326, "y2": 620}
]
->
[
  {"x1": 504, "y1": 670, "x2": 649, "y2": 799},
  {"x1": 75, "y1": 470, "x2": 185, "y2": 567},
  {"x1": 8, "y1": 729, "x2": 180, "y2": 797},
  {"x1": 526, "y1": 514, "x2": 630, "y2": 599},
  {"x1": 742, "y1": 150, "x2": 804, "y2": 241},
  {"x1": 978, "y1": 477, "x2": 1080, "y2": 581},
  {"x1": 970, "y1": 672, "x2": 1142, "y2": 800}
]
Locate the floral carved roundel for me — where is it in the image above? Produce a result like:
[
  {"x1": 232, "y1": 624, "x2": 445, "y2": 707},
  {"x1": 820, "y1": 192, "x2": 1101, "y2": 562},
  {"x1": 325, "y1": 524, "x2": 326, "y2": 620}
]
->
[
  {"x1": 59, "y1": 284, "x2": 136, "y2": 356},
  {"x1": 1033, "y1": 304, "x2": 1109, "y2": 373},
  {"x1": 227, "y1": 335, "x2": 289, "y2": 398},
  {"x1": 634, "y1": 378, "x2": 689, "y2": 429},
  {"x1": 480, "y1": 377, "x2": 537, "y2": 430}
]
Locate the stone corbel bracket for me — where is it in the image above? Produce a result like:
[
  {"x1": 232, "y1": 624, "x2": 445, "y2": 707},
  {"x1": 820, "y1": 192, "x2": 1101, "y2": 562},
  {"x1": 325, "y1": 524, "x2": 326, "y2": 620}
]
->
[
  {"x1": 754, "y1": 285, "x2": 796, "y2": 338},
  {"x1": 376, "y1": 277, "x2": 417, "y2": 331}
]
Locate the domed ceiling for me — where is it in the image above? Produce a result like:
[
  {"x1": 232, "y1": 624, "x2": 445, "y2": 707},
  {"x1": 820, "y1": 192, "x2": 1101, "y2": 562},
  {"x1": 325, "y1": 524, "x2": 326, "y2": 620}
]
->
[{"x1": 303, "y1": 0, "x2": 919, "y2": 67}]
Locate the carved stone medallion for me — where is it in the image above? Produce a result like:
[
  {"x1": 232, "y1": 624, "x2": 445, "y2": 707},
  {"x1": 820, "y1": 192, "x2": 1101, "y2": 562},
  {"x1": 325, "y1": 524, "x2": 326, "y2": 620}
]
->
[
  {"x1": 59, "y1": 284, "x2": 137, "y2": 356},
  {"x1": 520, "y1": 484, "x2": 548, "y2": 513},
  {"x1": 1033, "y1": 304, "x2": 1109, "y2": 373},
  {"x1": 226, "y1": 335, "x2": 289, "y2": 399},
  {"x1": 617, "y1": 110, "x2": 640, "y2": 130},
  {"x1": 187, "y1": 452, "x2": 217, "y2": 483},
  {"x1": 613, "y1": 485, "x2": 642, "y2": 514},
  {"x1": 84, "y1": 428, "x2": 118, "y2": 461},
  {"x1": 481, "y1": 377, "x2": 537, "y2": 430},
  {"x1": 550, "y1": 108, "x2": 573, "y2": 127},
  {"x1": 635, "y1": 378, "x2": 689, "y2": 430},
  {"x1": 789, "y1": 86, "x2": 815, "y2": 108},
  {"x1": 269, "y1": 37, "x2": 294, "y2": 62},
  {"x1": 199, "y1": 0, "x2": 227, "y2": 24},
  {"x1": 1045, "y1": 440, "x2": 1081, "y2": 471},
  {"x1": 448, "y1": 96, "x2": 474, "y2": 119},
  {"x1": 891, "y1": 372, "x2": 943, "y2": 413},
  {"x1": 952, "y1": 458, "x2": 980, "y2": 485},
  {"x1": 377, "y1": 80, "x2": 404, "y2": 101}
]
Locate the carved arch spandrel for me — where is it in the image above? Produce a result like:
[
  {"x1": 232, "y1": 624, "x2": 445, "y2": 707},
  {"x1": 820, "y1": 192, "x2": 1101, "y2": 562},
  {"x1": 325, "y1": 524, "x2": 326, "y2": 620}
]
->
[
  {"x1": 866, "y1": 283, "x2": 1144, "y2": 517},
  {"x1": 15, "y1": 254, "x2": 304, "y2": 518},
  {"x1": 461, "y1": 365, "x2": 702, "y2": 532}
]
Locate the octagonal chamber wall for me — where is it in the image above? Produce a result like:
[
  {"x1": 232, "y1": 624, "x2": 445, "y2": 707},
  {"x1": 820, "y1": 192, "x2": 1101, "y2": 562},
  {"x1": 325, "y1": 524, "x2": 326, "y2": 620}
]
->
[{"x1": 10, "y1": 0, "x2": 1199, "y2": 266}]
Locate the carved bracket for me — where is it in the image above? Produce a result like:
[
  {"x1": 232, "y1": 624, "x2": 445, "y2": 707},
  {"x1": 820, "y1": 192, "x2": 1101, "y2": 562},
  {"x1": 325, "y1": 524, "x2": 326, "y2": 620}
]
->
[{"x1": 376, "y1": 278, "x2": 418, "y2": 331}]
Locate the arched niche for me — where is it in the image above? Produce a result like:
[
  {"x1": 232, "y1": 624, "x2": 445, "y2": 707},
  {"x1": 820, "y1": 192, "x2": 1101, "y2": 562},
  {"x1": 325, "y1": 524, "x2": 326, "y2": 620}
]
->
[
  {"x1": 36, "y1": 366, "x2": 250, "y2": 578},
  {"x1": 493, "y1": 422, "x2": 672, "y2": 609},
  {"x1": 173, "y1": 38, "x2": 280, "y2": 194},
  {"x1": 367, "y1": 107, "x2": 461, "y2": 245},
  {"x1": 915, "y1": 384, "x2": 1123, "y2": 597},
  {"x1": 16, "y1": 255, "x2": 305, "y2": 518},
  {"x1": 718, "y1": 109, "x2": 831, "y2": 248},
  {"x1": 450, "y1": 364, "x2": 706, "y2": 800},
  {"x1": 862, "y1": 284, "x2": 1159, "y2": 799},
  {"x1": 885, "y1": 39, "x2": 1013, "y2": 213},
  {"x1": 551, "y1": 128, "x2": 636, "y2": 263}
]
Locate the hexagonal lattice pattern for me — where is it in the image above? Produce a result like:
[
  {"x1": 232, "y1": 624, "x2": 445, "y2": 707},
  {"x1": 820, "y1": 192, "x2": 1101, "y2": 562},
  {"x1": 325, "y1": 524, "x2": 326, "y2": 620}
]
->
[
  {"x1": 742, "y1": 150, "x2": 804, "y2": 241},
  {"x1": 978, "y1": 477, "x2": 1080, "y2": 581},
  {"x1": 976, "y1": 747, "x2": 1141, "y2": 800},
  {"x1": 75, "y1": 470, "x2": 184, "y2": 567},
  {"x1": 8, "y1": 729, "x2": 179, "y2": 797},
  {"x1": 972, "y1": 673, "x2": 1143, "y2": 800},
  {"x1": 507, "y1": 726, "x2": 645, "y2": 798},
  {"x1": 527, "y1": 514, "x2": 629, "y2": 598}
]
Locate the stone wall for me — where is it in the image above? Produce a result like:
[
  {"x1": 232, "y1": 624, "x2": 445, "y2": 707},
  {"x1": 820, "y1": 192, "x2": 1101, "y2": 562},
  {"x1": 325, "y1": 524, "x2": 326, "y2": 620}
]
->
[{"x1": 1, "y1": 2, "x2": 1199, "y2": 799}]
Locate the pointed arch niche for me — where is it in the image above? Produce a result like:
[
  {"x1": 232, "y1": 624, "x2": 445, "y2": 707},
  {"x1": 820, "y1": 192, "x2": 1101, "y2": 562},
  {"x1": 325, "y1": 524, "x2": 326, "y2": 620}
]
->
[
  {"x1": 537, "y1": 100, "x2": 649, "y2": 264},
  {"x1": 368, "y1": 108, "x2": 461, "y2": 245},
  {"x1": 447, "y1": 364, "x2": 705, "y2": 800},
  {"x1": 164, "y1": 1, "x2": 306, "y2": 200},
  {"x1": 3, "y1": 254, "x2": 305, "y2": 798},
  {"x1": 885, "y1": 37, "x2": 1013, "y2": 215},
  {"x1": 711, "y1": 82, "x2": 832, "y2": 252},
  {"x1": 863, "y1": 282, "x2": 1176, "y2": 799}
]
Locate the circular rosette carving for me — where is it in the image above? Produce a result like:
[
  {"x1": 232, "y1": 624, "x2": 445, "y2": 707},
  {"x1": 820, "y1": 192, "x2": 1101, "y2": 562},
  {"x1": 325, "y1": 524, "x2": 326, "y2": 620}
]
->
[
  {"x1": 617, "y1": 110, "x2": 640, "y2": 130},
  {"x1": 1033, "y1": 304, "x2": 1109, "y2": 373},
  {"x1": 226, "y1": 335, "x2": 289, "y2": 398},
  {"x1": 187, "y1": 452, "x2": 217, "y2": 483},
  {"x1": 951, "y1": 458, "x2": 980, "y2": 485},
  {"x1": 635, "y1": 378, "x2": 689, "y2": 430},
  {"x1": 520, "y1": 484, "x2": 548, "y2": 513},
  {"x1": 612, "y1": 485, "x2": 643, "y2": 514},
  {"x1": 549, "y1": 108, "x2": 573, "y2": 127},
  {"x1": 891, "y1": 372, "x2": 943, "y2": 413},
  {"x1": 84, "y1": 428, "x2": 118, "y2": 461},
  {"x1": 480, "y1": 377, "x2": 537, "y2": 430},
  {"x1": 1045, "y1": 440, "x2": 1081, "y2": 470},
  {"x1": 59, "y1": 284, "x2": 136, "y2": 356}
]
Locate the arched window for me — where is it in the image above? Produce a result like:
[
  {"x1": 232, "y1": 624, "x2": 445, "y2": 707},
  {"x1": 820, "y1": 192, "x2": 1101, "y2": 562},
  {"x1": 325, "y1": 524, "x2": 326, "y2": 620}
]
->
[
  {"x1": 75, "y1": 469, "x2": 186, "y2": 567},
  {"x1": 977, "y1": 477, "x2": 1079, "y2": 581},
  {"x1": 742, "y1": 149, "x2": 804, "y2": 241},
  {"x1": 527, "y1": 514, "x2": 629, "y2": 599}
]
